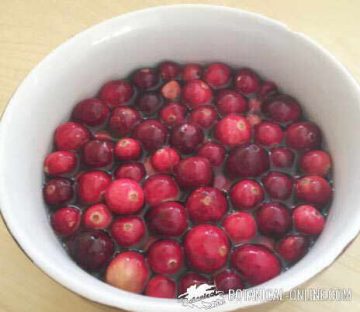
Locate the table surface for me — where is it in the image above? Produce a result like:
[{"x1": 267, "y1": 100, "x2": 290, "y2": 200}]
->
[{"x1": 0, "y1": 0, "x2": 359, "y2": 311}]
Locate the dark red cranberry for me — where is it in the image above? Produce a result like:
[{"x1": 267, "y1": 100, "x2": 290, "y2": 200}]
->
[
  {"x1": 203, "y1": 63, "x2": 231, "y2": 88},
  {"x1": 54, "y1": 122, "x2": 90, "y2": 151},
  {"x1": 83, "y1": 204, "x2": 112, "y2": 230},
  {"x1": 110, "y1": 216, "x2": 146, "y2": 247},
  {"x1": 99, "y1": 80, "x2": 134, "y2": 107},
  {"x1": 44, "y1": 151, "x2": 77, "y2": 176},
  {"x1": 67, "y1": 230, "x2": 114, "y2": 272},
  {"x1": 226, "y1": 144, "x2": 270, "y2": 178},
  {"x1": 94, "y1": 130, "x2": 113, "y2": 141},
  {"x1": 222, "y1": 212, "x2": 257, "y2": 243},
  {"x1": 293, "y1": 205, "x2": 325, "y2": 235},
  {"x1": 77, "y1": 171, "x2": 111, "y2": 204},
  {"x1": 159, "y1": 61, "x2": 181, "y2": 80},
  {"x1": 161, "y1": 80, "x2": 181, "y2": 100},
  {"x1": 300, "y1": 150, "x2": 332, "y2": 176},
  {"x1": 230, "y1": 179, "x2": 264, "y2": 210},
  {"x1": 145, "y1": 275, "x2": 176, "y2": 298},
  {"x1": 215, "y1": 114, "x2": 251, "y2": 147},
  {"x1": 259, "y1": 81, "x2": 278, "y2": 98},
  {"x1": 276, "y1": 234, "x2": 309, "y2": 263},
  {"x1": 255, "y1": 121, "x2": 284, "y2": 146},
  {"x1": 105, "y1": 179, "x2": 144, "y2": 214},
  {"x1": 216, "y1": 89, "x2": 247, "y2": 115},
  {"x1": 105, "y1": 251, "x2": 149, "y2": 293},
  {"x1": 182, "y1": 79, "x2": 213, "y2": 108},
  {"x1": 83, "y1": 140, "x2": 114, "y2": 168},
  {"x1": 150, "y1": 147, "x2": 180, "y2": 173},
  {"x1": 114, "y1": 162, "x2": 146, "y2": 182},
  {"x1": 262, "y1": 172, "x2": 293, "y2": 200},
  {"x1": 159, "y1": 102, "x2": 187, "y2": 127},
  {"x1": 136, "y1": 92, "x2": 163, "y2": 115},
  {"x1": 146, "y1": 201, "x2": 188, "y2": 237},
  {"x1": 51, "y1": 207, "x2": 81, "y2": 236},
  {"x1": 197, "y1": 142, "x2": 226, "y2": 166},
  {"x1": 234, "y1": 68, "x2": 260, "y2": 94},
  {"x1": 256, "y1": 202, "x2": 292, "y2": 237},
  {"x1": 262, "y1": 95, "x2": 302, "y2": 124},
  {"x1": 133, "y1": 119, "x2": 167, "y2": 151},
  {"x1": 148, "y1": 240, "x2": 183, "y2": 274},
  {"x1": 182, "y1": 63, "x2": 202, "y2": 81},
  {"x1": 109, "y1": 107, "x2": 141, "y2": 137},
  {"x1": 43, "y1": 178, "x2": 73, "y2": 205},
  {"x1": 114, "y1": 138, "x2": 142, "y2": 161},
  {"x1": 295, "y1": 176, "x2": 332, "y2": 205},
  {"x1": 214, "y1": 270, "x2": 244, "y2": 293},
  {"x1": 189, "y1": 105, "x2": 218, "y2": 129},
  {"x1": 170, "y1": 123, "x2": 204, "y2": 154},
  {"x1": 286, "y1": 122, "x2": 322, "y2": 150},
  {"x1": 72, "y1": 98, "x2": 109, "y2": 127},
  {"x1": 270, "y1": 147, "x2": 295, "y2": 168},
  {"x1": 133, "y1": 68, "x2": 159, "y2": 89},
  {"x1": 175, "y1": 156, "x2": 213, "y2": 188},
  {"x1": 178, "y1": 272, "x2": 209, "y2": 295},
  {"x1": 143, "y1": 174, "x2": 180, "y2": 207}
]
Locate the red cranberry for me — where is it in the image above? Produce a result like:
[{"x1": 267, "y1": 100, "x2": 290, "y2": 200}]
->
[
  {"x1": 214, "y1": 270, "x2": 244, "y2": 293},
  {"x1": 136, "y1": 92, "x2": 163, "y2": 115},
  {"x1": 186, "y1": 187, "x2": 227, "y2": 223},
  {"x1": 259, "y1": 81, "x2": 278, "y2": 98},
  {"x1": 150, "y1": 147, "x2": 180, "y2": 173},
  {"x1": 146, "y1": 201, "x2": 188, "y2": 237},
  {"x1": 230, "y1": 179, "x2": 264, "y2": 210},
  {"x1": 67, "y1": 230, "x2": 114, "y2": 271},
  {"x1": 197, "y1": 142, "x2": 226, "y2": 166},
  {"x1": 262, "y1": 95, "x2": 302, "y2": 124},
  {"x1": 148, "y1": 240, "x2": 183, "y2": 274},
  {"x1": 44, "y1": 151, "x2": 77, "y2": 176},
  {"x1": 222, "y1": 212, "x2": 257, "y2": 243},
  {"x1": 184, "y1": 224, "x2": 229, "y2": 273},
  {"x1": 94, "y1": 130, "x2": 113, "y2": 141},
  {"x1": 226, "y1": 144, "x2": 270, "y2": 178},
  {"x1": 109, "y1": 107, "x2": 141, "y2": 137},
  {"x1": 170, "y1": 123, "x2": 204, "y2": 154},
  {"x1": 262, "y1": 172, "x2": 293, "y2": 200},
  {"x1": 54, "y1": 122, "x2": 90, "y2": 151},
  {"x1": 77, "y1": 171, "x2": 111, "y2": 204},
  {"x1": 246, "y1": 114, "x2": 262, "y2": 127},
  {"x1": 216, "y1": 89, "x2": 247, "y2": 115},
  {"x1": 161, "y1": 80, "x2": 181, "y2": 100},
  {"x1": 110, "y1": 216, "x2": 146, "y2": 247},
  {"x1": 189, "y1": 105, "x2": 218, "y2": 129},
  {"x1": 159, "y1": 61, "x2": 181, "y2": 80},
  {"x1": 83, "y1": 204, "x2": 112, "y2": 230},
  {"x1": 175, "y1": 156, "x2": 213, "y2": 188},
  {"x1": 51, "y1": 207, "x2": 81, "y2": 236},
  {"x1": 72, "y1": 98, "x2": 109, "y2": 127},
  {"x1": 182, "y1": 63, "x2": 202, "y2": 81},
  {"x1": 159, "y1": 103, "x2": 187, "y2": 127},
  {"x1": 133, "y1": 68, "x2": 159, "y2": 89},
  {"x1": 105, "y1": 179, "x2": 144, "y2": 214},
  {"x1": 293, "y1": 205, "x2": 325, "y2": 235},
  {"x1": 286, "y1": 122, "x2": 322, "y2": 150},
  {"x1": 133, "y1": 119, "x2": 167, "y2": 151},
  {"x1": 43, "y1": 178, "x2": 73, "y2": 205},
  {"x1": 99, "y1": 80, "x2": 134, "y2": 107},
  {"x1": 145, "y1": 275, "x2": 176, "y2": 298},
  {"x1": 300, "y1": 150, "x2": 332, "y2": 176},
  {"x1": 178, "y1": 272, "x2": 209, "y2": 295},
  {"x1": 215, "y1": 114, "x2": 251, "y2": 147},
  {"x1": 105, "y1": 251, "x2": 149, "y2": 293},
  {"x1": 256, "y1": 202, "x2": 292, "y2": 238},
  {"x1": 270, "y1": 147, "x2": 295, "y2": 168},
  {"x1": 231, "y1": 244, "x2": 281, "y2": 285},
  {"x1": 255, "y1": 121, "x2": 284, "y2": 146},
  {"x1": 203, "y1": 63, "x2": 231, "y2": 88},
  {"x1": 143, "y1": 174, "x2": 180, "y2": 207},
  {"x1": 83, "y1": 140, "x2": 114, "y2": 168},
  {"x1": 114, "y1": 162, "x2": 146, "y2": 182},
  {"x1": 234, "y1": 68, "x2": 260, "y2": 94},
  {"x1": 114, "y1": 138, "x2": 142, "y2": 161},
  {"x1": 182, "y1": 79, "x2": 213, "y2": 108},
  {"x1": 295, "y1": 176, "x2": 332, "y2": 205},
  {"x1": 276, "y1": 234, "x2": 309, "y2": 263}
]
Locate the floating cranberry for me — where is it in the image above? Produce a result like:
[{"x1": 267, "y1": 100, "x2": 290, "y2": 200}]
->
[
  {"x1": 197, "y1": 142, "x2": 226, "y2": 166},
  {"x1": 109, "y1": 107, "x2": 141, "y2": 137},
  {"x1": 159, "y1": 103, "x2": 187, "y2": 127},
  {"x1": 54, "y1": 122, "x2": 90, "y2": 151},
  {"x1": 189, "y1": 105, "x2": 218, "y2": 129},
  {"x1": 234, "y1": 68, "x2": 260, "y2": 94},
  {"x1": 44, "y1": 151, "x2": 77, "y2": 176},
  {"x1": 262, "y1": 95, "x2": 302, "y2": 124},
  {"x1": 215, "y1": 114, "x2": 251, "y2": 147},
  {"x1": 43, "y1": 178, "x2": 73, "y2": 206},
  {"x1": 300, "y1": 150, "x2": 332, "y2": 176},
  {"x1": 133, "y1": 119, "x2": 167, "y2": 151},
  {"x1": 110, "y1": 216, "x2": 146, "y2": 247},
  {"x1": 182, "y1": 63, "x2": 202, "y2": 81},
  {"x1": 183, "y1": 79, "x2": 213, "y2": 107},
  {"x1": 99, "y1": 80, "x2": 134, "y2": 107},
  {"x1": 286, "y1": 122, "x2": 322, "y2": 150},
  {"x1": 293, "y1": 205, "x2": 325, "y2": 235},
  {"x1": 51, "y1": 207, "x2": 81, "y2": 236},
  {"x1": 230, "y1": 179, "x2": 264, "y2": 210},
  {"x1": 262, "y1": 172, "x2": 293, "y2": 200},
  {"x1": 270, "y1": 147, "x2": 295, "y2": 168},
  {"x1": 145, "y1": 275, "x2": 177, "y2": 298},
  {"x1": 150, "y1": 147, "x2": 180, "y2": 173},
  {"x1": 255, "y1": 121, "x2": 284, "y2": 146},
  {"x1": 83, "y1": 204, "x2": 112, "y2": 230},
  {"x1": 203, "y1": 63, "x2": 231, "y2": 88},
  {"x1": 170, "y1": 123, "x2": 204, "y2": 154},
  {"x1": 83, "y1": 140, "x2": 114, "y2": 168},
  {"x1": 114, "y1": 138, "x2": 142, "y2": 161},
  {"x1": 178, "y1": 272, "x2": 209, "y2": 295},
  {"x1": 276, "y1": 234, "x2": 309, "y2": 263},
  {"x1": 214, "y1": 270, "x2": 244, "y2": 293},
  {"x1": 159, "y1": 61, "x2": 181, "y2": 80},
  {"x1": 295, "y1": 176, "x2": 332, "y2": 205},
  {"x1": 133, "y1": 68, "x2": 159, "y2": 89},
  {"x1": 216, "y1": 89, "x2": 247, "y2": 115},
  {"x1": 161, "y1": 80, "x2": 181, "y2": 100},
  {"x1": 222, "y1": 212, "x2": 257, "y2": 243},
  {"x1": 137, "y1": 92, "x2": 163, "y2": 115},
  {"x1": 72, "y1": 98, "x2": 109, "y2": 127},
  {"x1": 77, "y1": 171, "x2": 111, "y2": 204},
  {"x1": 114, "y1": 162, "x2": 146, "y2": 182}
]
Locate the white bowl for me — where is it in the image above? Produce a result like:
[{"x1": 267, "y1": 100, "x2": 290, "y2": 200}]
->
[{"x1": 1, "y1": 4, "x2": 360, "y2": 312}]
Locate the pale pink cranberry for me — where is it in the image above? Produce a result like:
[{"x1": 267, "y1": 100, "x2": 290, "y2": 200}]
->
[
  {"x1": 143, "y1": 174, "x2": 180, "y2": 207},
  {"x1": 105, "y1": 251, "x2": 149, "y2": 293},
  {"x1": 214, "y1": 270, "x2": 244, "y2": 293},
  {"x1": 231, "y1": 244, "x2": 281, "y2": 285},
  {"x1": 293, "y1": 205, "x2": 325, "y2": 235},
  {"x1": 51, "y1": 207, "x2": 81, "y2": 236},
  {"x1": 114, "y1": 138, "x2": 142, "y2": 161},
  {"x1": 300, "y1": 150, "x2": 332, "y2": 176},
  {"x1": 286, "y1": 122, "x2": 322, "y2": 150},
  {"x1": 295, "y1": 176, "x2": 332, "y2": 205},
  {"x1": 44, "y1": 151, "x2": 77, "y2": 176},
  {"x1": 150, "y1": 147, "x2": 180, "y2": 173},
  {"x1": 234, "y1": 68, "x2": 260, "y2": 94},
  {"x1": 213, "y1": 175, "x2": 232, "y2": 193},
  {"x1": 175, "y1": 156, "x2": 213, "y2": 188},
  {"x1": 230, "y1": 179, "x2": 264, "y2": 210},
  {"x1": 110, "y1": 216, "x2": 146, "y2": 247},
  {"x1": 71, "y1": 98, "x2": 110, "y2": 127},
  {"x1": 159, "y1": 61, "x2": 181, "y2": 80},
  {"x1": 222, "y1": 212, "x2": 257, "y2": 243},
  {"x1": 255, "y1": 121, "x2": 284, "y2": 146},
  {"x1": 77, "y1": 171, "x2": 111, "y2": 204},
  {"x1": 170, "y1": 123, "x2": 204, "y2": 154},
  {"x1": 133, "y1": 119, "x2": 167, "y2": 151},
  {"x1": 146, "y1": 201, "x2": 188, "y2": 237},
  {"x1": 270, "y1": 147, "x2": 295, "y2": 168},
  {"x1": 256, "y1": 202, "x2": 292, "y2": 237},
  {"x1": 184, "y1": 224, "x2": 229, "y2": 273},
  {"x1": 43, "y1": 178, "x2": 73, "y2": 205},
  {"x1": 144, "y1": 157, "x2": 156, "y2": 176},
  {"x1": 148, "y1": 240, "x2": 183, "y2": 274},
  {"x1": 262, "y1": 95, "x2": 302, "y2": 124},
  {"x1": 259, "y1": 81, "x2": 278, "y2": 98},
  {"x1": 182, "y1": 79, "x2": 213, "y2": 108},
  {"x1": 109, "y1": 107, "x2": 141, "y2": 137},
  {"x1": 159, "y1": 103, "x2": 187, "y2": 127},
  {"x1": 94, "y1": 130, "x2": 113, "y2": 141},
  {"x1": 215, "y1": 114, "x2": 251, "y2": 147},
  {"x1": 161, "y1": 80, "x2": 181, "y2": 100},
  {"x1": 197, "y1": 142, "x2": 226, "y2": 166},
  {"x1": 248, "y1": 97, "x2": 262, "y2": 113},
  {"x1": 83, "y1": 140, "x2": 114, "y2": 168},
  {"x1": 276, "y1": 234, "x2": 309, "y2": 263},
  {"x1": 99, "y1": 80, "x2": 134, "y2": 107},
  {"x1": 203, "y1": 63, "x2": 231, "y2": 88},
  {"x1": 216, "y1": 89, "x2": 247, "y2": 115},
  {"x1": 186, "y1": 187, "x2": 227, "y2": 223},
  {"x1": 54, "y1": 122, "x2": 90, "y2": 151},
  {"x1": 105, "y1": 179, "x2": 144, "y2": 214},
  {"x1": 137, "y1": 92, "x2": 163, "y2": 115},
  {"x1": 67, "y1": 230, "x2": 114, "y2": 272},
  {"x1": 133, "y1": 68, "x2": 159, "y2": 89},
  {"x1": 178, "y1": 272, "x2": 209, "y2": 295},
  {"x1": 246, "y1": 114, "x2": 262, "y2": 127},
  {"x1": 145, "y1": 275, "x2": 176, "y2": 298},
  {"x1": 114, "y1": 162, "x2": 146, "y2": 182},
  {"x1": 182, "y1": 63, "x2": 202, "y2": 81},
  {"x1": 262, "y1": 172, "x2": 293, "y2": 200},
  {"x1": 83, "y1": 204, "x2": 112, "y2": 230},
  {"x1": 189, "y1": 105, "x2": 218, "y2": 129}
]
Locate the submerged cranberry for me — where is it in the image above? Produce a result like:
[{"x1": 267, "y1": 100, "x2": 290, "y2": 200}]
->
[
  {"x1": 234, "y1": 68, "x2": 260, "y2": 94},
  {"x1": 83, "y1": 140, "x2": 114, "y2": 168},
  {"x1": 276, "y1": 234, "x2": 309, "y2": 263},
  {"x1": 110, "y1": 216, "x2": 146, "y2": 247},
  {"x1": 197, "y1": 142, "x2": 226, "y2": 166},
  {"x1": 114, "y1": 162, "x2": 146, "y2": 182},
  {"x1": 300, "y1": 150, "x2": 332, "y2": 176},
  {"x1": 137, "y1": 92, "x2": 163, "y2": 115},
  {"x1": 83, "y1": 204, "x2": 112, "y2": 230},
  {"x1": 54, "y1": 122, "x2": 90, "y2": 151},
  {"x1": 114, "y1": 138, "x2": 142, "y2": 161},
  {"x1": 159, "y1": 61, "x2": 181, "y2": 80},
  {"x1": 72, "y1": 98, "x2": 109, "y2": 127},
  {"x1": 182, "y1": 63, "x2": 202, "y2": 81},
  {"x1": 44, "y1": 151, "x2": 77, "y2": 176},
  {"x1": 203, "y1": 63, "x2": 231, "y2": 88},
  {"x1": 295, "y1": 176, "x2": 332, "y2": 205},
  {"x1": 259, "y1": 81, "x2": 278, "y2": 98},
  {"x1": 77, "y1": 171, "x2": 111, "y2": 204},
  {"x1": 189, "y1": 105, "x2": 218, "y2": 129},
  {"x1": 178, "y1": 272, "x2": 209, "y2": 295},
  {"x1": 270, "y1": 147, "x2": 295, "y2": 168},
  {"x1": 170, "y1": 123, "x2": 204, "y2": 154},
  {"x1": 145, "y1": 275, "x2": 177, "y2": 298},
  {"x1": 216, "y1": 89, "x2": 247, "y2": 115},
  {"x1": 94, "y1": 130, "x2": 113, "y2": 142},
  {"x1": 133, "y1": 119, "x2": 167, "y2": 151},
  {"x1": 133, "y1": 68, "x2": 159, "y2": 89},
  {"x1": 109, "y1": 107, "x2": 141, "y2": 137},
  {"x1": 255, "y1": 121, "x2": 284, "y2": 146},
  {"x1": 215, "y1": 114, "x2": 251, "y2": 147},
  {"x1": 222, "y1": 212, "x2": 257, "y2": 243},
  {"x1": 161, "y1": 80, "x2": 181, "y2": 100},
  {"x1": 183, "y1": 79, "x2": 213, "y2": 107},
  {"x1": 262, "y1": 172, "x2": 293, "y2": 200},
  {"x1": 286, "y1": 122, "x2": 322, "y2": 150},
  {"x1": 215, "y1": 270, "x2": 244, "y2": 293},
  {"x1": 150, "y1": 147, "x2": 180, "y2": 173},
  {"x1": 43, "y1": 178, "x2": 73, "y2": 205},
  {"x1": 51, "y1": 207, "x2": 81, "y2": 236},
  {"x1": 99, "y1": 80, "x2": 134, "y2": 107},
  {"x1": 159, "y1": 103, "x2": 187, "y2": 127},
  {"x1": 293, "y1": 205, "x2": 325, "y2": 235},
  {"x1": 230, "y1": 179, "x2": 264, "y2": 210},
  {"x1": 262, "y1": 95, "x2": 302, "y2": 124},
  {"x1": 246, "y1": 113, "x2": 262, "y2": 127}
]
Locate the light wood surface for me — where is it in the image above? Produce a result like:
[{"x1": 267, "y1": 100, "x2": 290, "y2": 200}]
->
[{"x1": 0, "y1": 1, "x2": 359, "y2": 311}]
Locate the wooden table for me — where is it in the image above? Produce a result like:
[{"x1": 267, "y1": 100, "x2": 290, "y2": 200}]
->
[{"x1": 0, "y1": 0, "x2": 359, "y2": 311}]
